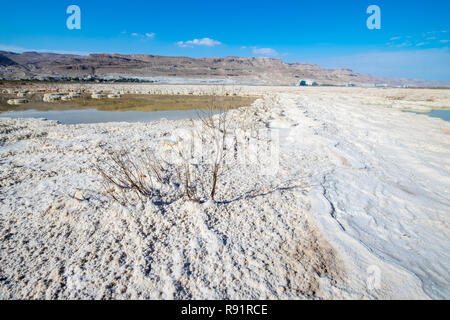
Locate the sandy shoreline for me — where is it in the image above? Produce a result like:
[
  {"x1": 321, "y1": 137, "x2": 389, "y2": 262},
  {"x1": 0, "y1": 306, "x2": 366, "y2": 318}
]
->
[{"x1": 0, "y1": 85, "x2": 449, "y2": 299}]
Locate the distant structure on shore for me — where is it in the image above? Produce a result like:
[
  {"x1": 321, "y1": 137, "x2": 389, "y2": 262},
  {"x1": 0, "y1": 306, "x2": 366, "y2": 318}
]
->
[{"x1": 298, "y1": 79, "x2": 318, "y2": 86}]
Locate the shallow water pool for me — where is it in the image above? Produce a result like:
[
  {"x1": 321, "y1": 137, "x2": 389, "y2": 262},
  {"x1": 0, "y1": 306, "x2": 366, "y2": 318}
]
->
[
  {"x1": 0, "y1": 94, "x2": 256, "y2": 124},
  {"x1": 405, "y1": 109, "x2": 450, "y2": 122},
  {"x1": 426, "y1": 109, "x2": 450, "y2": 122},
  {"x1": 0, "y1": 108, "x2": 220, "y2": 124}
]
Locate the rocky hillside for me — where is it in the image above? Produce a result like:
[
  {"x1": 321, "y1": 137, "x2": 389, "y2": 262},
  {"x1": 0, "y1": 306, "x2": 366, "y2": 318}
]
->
[{"x1": 0, "y1": 51, "x2": 448, "y2": 87}]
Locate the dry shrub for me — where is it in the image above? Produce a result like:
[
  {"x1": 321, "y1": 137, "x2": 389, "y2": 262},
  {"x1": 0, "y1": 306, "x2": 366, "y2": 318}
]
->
[
  {"x1": 386, "y1": 95, "x2": 405, "y2": 101},
  {"x1": 96, "y1": 150, "x2": 181, "y2": 205},
  {"x1": 96, "y1": 89, "x2": 246, "y2": 206},
  {"x1": 196, "y1": 95, "x2": 231, "y2": 200}
]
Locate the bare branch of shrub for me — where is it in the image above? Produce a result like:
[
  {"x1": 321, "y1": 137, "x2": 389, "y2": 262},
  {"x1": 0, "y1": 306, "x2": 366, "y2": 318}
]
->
[{"x1": 96, "y1": 87, "x2": 249, "y2": 206}]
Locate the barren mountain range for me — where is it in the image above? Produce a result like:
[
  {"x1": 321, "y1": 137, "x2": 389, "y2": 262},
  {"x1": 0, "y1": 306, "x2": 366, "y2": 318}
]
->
[{"x1": 0, "y1": 51, "x2": 448, "y2": 87}]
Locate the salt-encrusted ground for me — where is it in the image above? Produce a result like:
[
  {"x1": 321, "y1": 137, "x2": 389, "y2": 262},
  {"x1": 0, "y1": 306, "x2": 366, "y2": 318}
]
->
[{"x1": 0, "y1": 86, "x2": 449, "y2": 299}]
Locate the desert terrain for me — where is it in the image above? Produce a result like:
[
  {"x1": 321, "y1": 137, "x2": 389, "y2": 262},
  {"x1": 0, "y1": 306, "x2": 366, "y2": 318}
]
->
[
  {"x1": 2, "y1": 51, "x2": 450, "y2": 87},
  {"x1": 0, "y1": 84, "x2": 449, "y2": 299}
]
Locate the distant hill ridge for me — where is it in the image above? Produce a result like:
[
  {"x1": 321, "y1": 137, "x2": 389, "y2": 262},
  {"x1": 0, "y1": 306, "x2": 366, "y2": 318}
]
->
[{"x1": 0, "y1": 50, "x2": 448, "y2": 87}]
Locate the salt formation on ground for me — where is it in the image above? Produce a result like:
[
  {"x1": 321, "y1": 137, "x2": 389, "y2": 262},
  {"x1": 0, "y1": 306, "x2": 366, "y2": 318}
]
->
[
  {"x1": 91, "y1": 93, "x2": 107, "y2": 99},
  {"x1": 6, "y1": 99, "x2": 28, "y2": 105},
  {"x1": 43, "y1": 93, "x2": 63, "y2": 102},
  {"x1": 0, "y1": 85, "x2": 449, "y2": 299}
]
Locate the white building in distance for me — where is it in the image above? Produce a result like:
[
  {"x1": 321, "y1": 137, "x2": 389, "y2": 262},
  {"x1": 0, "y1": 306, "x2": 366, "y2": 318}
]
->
[{"x1": 298, "y1": 79, "x2": 318, "y2": 86}]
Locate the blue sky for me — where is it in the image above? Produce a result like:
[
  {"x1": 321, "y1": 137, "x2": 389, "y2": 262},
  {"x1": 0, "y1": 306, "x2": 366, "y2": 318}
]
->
[{"x1": 1, "y1": 0, "x2": 449, "y2": 80}]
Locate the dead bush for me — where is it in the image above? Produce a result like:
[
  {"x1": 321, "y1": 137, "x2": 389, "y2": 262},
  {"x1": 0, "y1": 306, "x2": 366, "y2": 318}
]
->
[{"x1": 96, "y1": 89, "x2": 247, "y2": 205}]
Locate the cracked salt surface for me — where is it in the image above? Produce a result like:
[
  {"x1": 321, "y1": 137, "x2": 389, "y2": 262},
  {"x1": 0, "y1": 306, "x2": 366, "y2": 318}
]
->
[{"x1": 0, "y1": 85, "x2": 449, "y2": 299}]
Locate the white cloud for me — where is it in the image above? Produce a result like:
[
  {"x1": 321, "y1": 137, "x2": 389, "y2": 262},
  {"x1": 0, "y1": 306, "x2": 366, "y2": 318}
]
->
[
  {"x1": 177, "y1": 38, "x2": 222, "y2": 48},
  {"x1": 252, "y1": 47, "x2": 278, "y2": 56},
  {"x1": 388, "y1": 31, "x2": 450, "y2": 48},
  {"x1": 129, "y1": 32, "x2": 155, "y2": 40},
  {"x1": 395, "y1": 41, "x2": 412, "y2": 48},
  {"x1": 440, "y1": 40, "x2": 450, "y2": 43}
]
